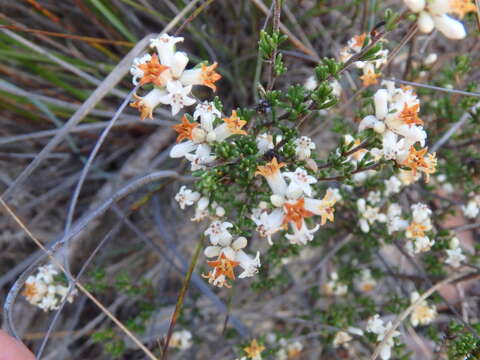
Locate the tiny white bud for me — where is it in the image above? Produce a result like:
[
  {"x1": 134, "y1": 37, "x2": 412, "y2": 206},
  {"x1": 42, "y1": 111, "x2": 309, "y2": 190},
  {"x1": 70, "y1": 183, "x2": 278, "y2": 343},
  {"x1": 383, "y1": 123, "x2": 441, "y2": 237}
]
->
[
  {"x1": 215, "y1": 206, "x2": 225, "y2": 217},
  {"x1": 259, "y1": 201, "x2": 268, "y2": 210},
  {"x1": 423, "y1": 53, "x2": 438, "y2": 66},
  {"x1": 270, "y1": 194, "x2": 285, "y2": 207},
  {"x1": 206, "y1": 131, "x2": 217, "y2": 143},
  {"x1": 191, "y1": 127, "x2": 206, "y2": 143}
]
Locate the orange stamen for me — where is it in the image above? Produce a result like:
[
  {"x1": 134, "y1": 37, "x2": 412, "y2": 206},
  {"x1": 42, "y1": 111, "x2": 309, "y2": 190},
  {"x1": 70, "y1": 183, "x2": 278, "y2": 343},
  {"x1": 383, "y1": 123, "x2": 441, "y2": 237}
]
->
[
  {"x1": 201, "y1": 62, "x2": 222, "y2": 91},
  {"x1": 172, "y1": 115, "x2": 199, "y2": 143},
  {"x1": 283, "y1": 198, "x2": 314, "y2": 230},
  {"x1": 255, "y1": 157, "x2": 286, "y2": 177},
  {"x1": 138, "y1": 53, "x2": 171, "y2": 86},
  {"x1": 223, "y1": 110, "x2": 247, "y2": 135}
]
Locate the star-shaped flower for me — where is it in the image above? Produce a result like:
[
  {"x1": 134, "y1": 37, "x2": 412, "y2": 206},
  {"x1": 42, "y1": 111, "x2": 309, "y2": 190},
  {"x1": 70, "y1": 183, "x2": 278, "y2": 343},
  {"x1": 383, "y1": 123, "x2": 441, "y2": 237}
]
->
[
  {"x1": 200, "y1": 62, "x2": 222, "y2": 91},
  {"x1": 283, "y1": 198, "x2": 314, "y2": 230},
  {"x1": 399, "y1": 103, "x2": 423, "y2": 126},
  {"x1": 206, "y1": 253, "x2": 240, "y2": 281},
  {"x1": 255, "y1": 157, "x2": 286, "y2": 178},
  {"x1": 137, "y1": 53, "x2": 171, "y2": 86},
  {"x1": 244, "y1": 339, "x2": 265, "y2": 360},
  {"x1": 223, "y1": 110, "x2": 247, "y2": 135},
  {"x1": 172, "y1": 115, "x2": 199, "y2": 143},
  {"x1": 159, "y1": 80, "x2": 196, "y2": 115}
]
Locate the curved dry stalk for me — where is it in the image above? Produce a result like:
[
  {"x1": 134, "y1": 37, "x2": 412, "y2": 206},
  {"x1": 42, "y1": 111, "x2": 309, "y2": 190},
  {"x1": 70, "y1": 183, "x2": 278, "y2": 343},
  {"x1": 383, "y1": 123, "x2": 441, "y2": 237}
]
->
[
  {"x1": 62, "y1": 86, "x2": 138, "y2": 275},
  {"x1": 0, "y1": 197, "x2": 160, "y2": 360},
  {"x1": 369, "y1": 270, "x2": 477, "y2": 360}
]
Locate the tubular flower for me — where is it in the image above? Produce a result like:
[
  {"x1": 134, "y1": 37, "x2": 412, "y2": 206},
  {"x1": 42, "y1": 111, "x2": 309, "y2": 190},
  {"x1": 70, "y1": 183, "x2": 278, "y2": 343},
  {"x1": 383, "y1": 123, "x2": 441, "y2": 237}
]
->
[
  {"x1": 403, "y1": 146, "x2": 436, "y2": 182},
  {"x1": 181, "y1": 63, "x2": 222, "y2": 91},
  {"x1": 203, "y1": 253, "x2": 240, "y2": 288},
  {"x1": 399, "y1": 103, "x2": 423, "y2": 126},
  {"x1": 360, "y1": 63, "x2": 381, "y2": 87},
  {"x1": 130, "y1": 88, "x2": 166, "y2": 120},
  {"x1": 137, "y1": 53, "x2": 171, "y2": 86},
  {"x1": 223, "y1": 110, "x2": 247, "y2": 135},
  {"x1": 255, "y1": 157, "x2": 288, "y2": 196},
  {"x1": 283, "y1": 198, "x2": 314, "y2": 230},
  {"x1": 410, "y1": 291, "x2": 437, "y2": 327},
  {"x1": 172, "y1": 115, "x2": 199, "y2": 143},
  {"x1": 244, "y1": 339, "x2": 265, "y2": 360},
  {"x1": 304, "y1": 189, "x2": 338, "y2": 225}
]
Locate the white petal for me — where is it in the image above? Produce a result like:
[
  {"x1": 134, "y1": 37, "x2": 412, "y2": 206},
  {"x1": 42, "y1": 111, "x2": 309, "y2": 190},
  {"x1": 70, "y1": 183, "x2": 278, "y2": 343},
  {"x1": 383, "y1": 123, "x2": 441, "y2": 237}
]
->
[{"x1": 433, "y1": 14, "x2": 466, "y2": 39}]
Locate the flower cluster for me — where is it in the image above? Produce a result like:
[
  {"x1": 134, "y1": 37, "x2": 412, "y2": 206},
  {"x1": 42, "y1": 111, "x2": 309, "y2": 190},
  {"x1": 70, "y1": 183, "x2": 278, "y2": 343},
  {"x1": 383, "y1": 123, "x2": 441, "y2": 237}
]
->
[
  {"x1": 130, "y1": 34, "x2": 221, "y2": 118},
  {"x1": 404, "y1": 0, "x2": 477, "y2": 39},
  {"x1": 22, "y1": 264, "x2": 76, "y2": 311},
  {"x1": 360, "y1": 82, "x2": 437, "y2": 182},
  {"x1": 339, "y1": 33, "x2": 389, "y2": 87}
]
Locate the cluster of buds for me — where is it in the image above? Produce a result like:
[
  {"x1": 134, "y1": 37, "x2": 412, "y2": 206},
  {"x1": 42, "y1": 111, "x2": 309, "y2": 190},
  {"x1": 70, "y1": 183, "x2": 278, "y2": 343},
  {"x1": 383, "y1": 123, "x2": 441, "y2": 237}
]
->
[
  {"x1": 339, "y1": 33, "x2": 389, "y2": 87},
  {"x1": 404, "y1": 0, "x2": 477, "y2": 39},
  {"x1": 359, "y1": 81, "x2": 437, "y2": 183},
  {"x1": 22, "y1": 264, "x2": 76, "y2": 311}
]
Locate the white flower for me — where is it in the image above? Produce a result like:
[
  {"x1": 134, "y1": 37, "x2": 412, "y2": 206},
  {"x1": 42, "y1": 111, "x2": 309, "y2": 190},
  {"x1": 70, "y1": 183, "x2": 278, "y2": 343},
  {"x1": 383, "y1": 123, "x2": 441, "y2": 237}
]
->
[
  {"x1": 406, "y1": 236, "x2": 435, "y2": 254},
  {"x1": 175, "y1": 186, "x2": 200, "y2": 209},
  {"x1": 386, "y1": 203, "x2": 408, "y2": 234},
  {"x1": 357, "y1": 199, "x2": 387, "y2": 233},
  {"x1": 462, "y1": 195, "x2": 480, "y2": 219},
  {"x1": 252, "y1": 209, "x2": 285, "y2": 245},
  {"x1": 130, "y1": 53, "x2": 152, "y2": 85},
  {"x1": 384, "y1": 176, "x2": 402, "y2": 196},
  {"x1": 445, "y1": 237, "x2": 466, "y2": 268},
  {"x1": 169, "y1": 330, "x2": 192, "y2": 350},
  {"x1": 367, "y1": 191, "x2": 382, "y2": 205},
  {"x1": 193, "y1": 101, "x2": 221, "y2": 133},
  {"x1": 256, "y1": 158, "x2": 288, "y2": 196},
  {"x1": 294, "y1": 136, "x2": 316, "y2": 160},
  {"x1": 185, "y1": 143, "x2": 216, "y2": 171},
  {"x1": 333, "y1": 331, "x2": 352, "y2": 348},
  {"x1": 357, "y1": 269, "x2": 377, "y2": 292},
  {"x1": 237, "y1": 250, "x2": 261, "y2": 278},
  {"x1": 322, "y1": 271, "x2": 348, "y2": 296},
  {"x1": 256, "y1": 133, "x2": 274, "y2": 154},
  {"x1": 283, "y1": 167, "x2": 317, "y2": 199},
  {"x1": 366, "y1": 315, "x2": 400, "y2": 360},
  {"x1": 159, "y1": 80, "x2": 196, "y2": 115},
  {"x1": 445, "y1": 247, "x2": 466, "y2": 268},
  {"x1": 410, "y1": 291, "x2": 437, "y2": 327},
  {"x1": 381, "y1": 131, "x2": 407, "y2": 161},
  {"x1": 286, "y1": 220, "x2": 320, "y2": 245},
  {"x1": 411, "y1": 203, "x2": 432, "y2": 224},
  {"x1": 204, "y1": 221, "x2": 233, "y2": 246},
  {"x1": 149, "y1": 34, "x2": 184, "y2": 66}
]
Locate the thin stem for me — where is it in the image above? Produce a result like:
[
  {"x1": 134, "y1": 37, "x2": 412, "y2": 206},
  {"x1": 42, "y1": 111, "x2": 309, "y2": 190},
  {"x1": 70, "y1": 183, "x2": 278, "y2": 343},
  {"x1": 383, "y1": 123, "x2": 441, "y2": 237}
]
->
[{"x1": 161, "y1": 236, "x2": 204, "y2": 360}]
